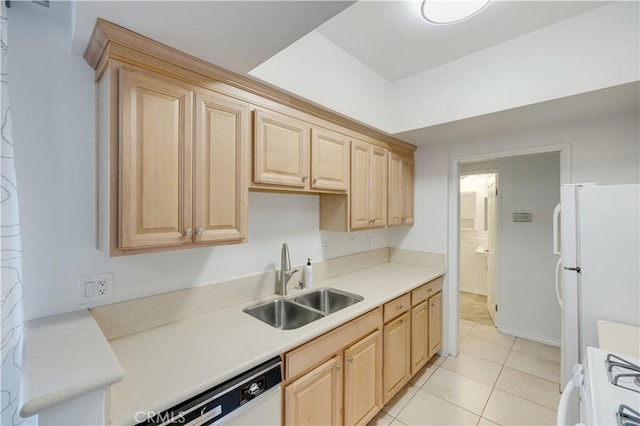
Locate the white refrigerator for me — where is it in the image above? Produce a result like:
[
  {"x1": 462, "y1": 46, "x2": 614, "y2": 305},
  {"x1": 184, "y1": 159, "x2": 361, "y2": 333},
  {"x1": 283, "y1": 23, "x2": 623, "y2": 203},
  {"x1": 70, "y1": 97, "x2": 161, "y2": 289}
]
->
[{"x1": 553, "y1": 183, "x2": 640, "y2": 386}]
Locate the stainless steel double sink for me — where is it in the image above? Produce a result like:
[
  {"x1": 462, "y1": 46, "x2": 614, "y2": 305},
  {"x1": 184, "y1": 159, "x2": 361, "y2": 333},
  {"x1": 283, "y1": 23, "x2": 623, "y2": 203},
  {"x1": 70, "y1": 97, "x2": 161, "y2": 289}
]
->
[{"x1": 243, "y1": 288, "x2": 364, "y2": 330}]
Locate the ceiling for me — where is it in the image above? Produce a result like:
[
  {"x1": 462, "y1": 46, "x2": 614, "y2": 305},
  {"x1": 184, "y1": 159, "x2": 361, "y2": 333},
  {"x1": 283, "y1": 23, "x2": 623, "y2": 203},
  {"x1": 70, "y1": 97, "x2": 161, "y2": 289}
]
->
[
  {"x1": 395, "y1": 81, "x2": 640, "y2": 146},
  {"x1": 317, "y1": 1, "x2": 609, "y2": 82},
  {"x1": 71, "y1": 1, "x2": 354, "y2": 74}
]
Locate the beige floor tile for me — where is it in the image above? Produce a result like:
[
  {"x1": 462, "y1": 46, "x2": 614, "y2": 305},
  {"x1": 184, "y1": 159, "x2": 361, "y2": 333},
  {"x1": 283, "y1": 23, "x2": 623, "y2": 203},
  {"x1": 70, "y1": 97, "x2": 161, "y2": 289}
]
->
[
  {"x1": 441, "y1": 352, "x2": 503, "y2": 386},
  {"x1": 382, "y1": 384, "x2": 420, "y2": 417},
  {"x1": 410, "y1": 361, "x2": 440, "y2": 387},
  {"x1": 422, "y1": 367, "x2": 493, "y2": 415},
  {"x1": 477, "y1": 418, "x2": 499, "y2": 425},
  {"x1": 483, "y1": 389, "x2": 557, "y2": 426},
  {"x1": 390, "y1": 419, "x2": 407, "y2": 426},
  {"x1": 460, "y1": 336, "x2": 510, "y2": 365},
  {"x1": 512, "y1": 338, "x2": 561, "y2": 362},
  {"x1": 468, "y1": 324, "x2": 516, "y2": 349},
  {"x1": 368, "y1": 411, "x2": 394, "y2": 426},
  {"x1": 396, "y1": 389, "x2": 479, "y2": 426},
  {"x1": 505, "y1": 350, "x2": 561, "y2": 383},
  {"x1": 460, "y1": 319, "x2": 476, "y2": 341},
  {"x1": 495, "y1": 367, "x2": 561, "y2": 410}
]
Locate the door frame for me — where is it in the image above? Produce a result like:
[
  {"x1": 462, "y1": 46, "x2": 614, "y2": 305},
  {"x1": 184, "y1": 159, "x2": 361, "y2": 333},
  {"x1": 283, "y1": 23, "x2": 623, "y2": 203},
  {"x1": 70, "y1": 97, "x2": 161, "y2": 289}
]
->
[
  {"x1": 445, "y1": 143, "x2": 571, "y2": 356},
  {"x1": 458, "y1": 170, "x2": 500, "y2": 327}
]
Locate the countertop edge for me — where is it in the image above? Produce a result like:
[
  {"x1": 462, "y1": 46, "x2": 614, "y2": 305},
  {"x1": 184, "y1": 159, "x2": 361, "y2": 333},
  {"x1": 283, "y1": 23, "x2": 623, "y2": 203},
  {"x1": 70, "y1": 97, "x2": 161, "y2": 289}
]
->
[
  {"x1": 110, "y1": 263, "x2": 445, "y2": 426},
  {"x1": 19, "y1": 310, "x2": 125, "y2": 418}
]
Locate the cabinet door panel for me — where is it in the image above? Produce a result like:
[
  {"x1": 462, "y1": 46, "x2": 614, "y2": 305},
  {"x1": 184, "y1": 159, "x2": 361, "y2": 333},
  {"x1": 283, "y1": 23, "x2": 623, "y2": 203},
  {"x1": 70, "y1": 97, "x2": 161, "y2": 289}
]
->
[
  {"x1": 402, "y1": 156, "x2": 414, "y2": 225},
  {"x1": 350, "y1": 141, "x2": 370, "y2": 230},
  {"x1": 387, "y1": 152, "x2": 403, "y2": 226},
  {"x1": 411, "y1": 301, "x2": 428, "y2": 376},
  {"x1": 254, "y1": 110, "x2": 309, "y2": 188},
  {"x1": 383, "y1": 312, "x2": 410, "y2": 403},
  {"x1": 119, "y1": 67, "x2": 193, "y2": 250},
  {"x1": 428, "y1": 293, "x2": 443, "y2": 358},
  {"x1": 344, "y1": 331, "x2": 382, "y2": 426},
  {"x1": 370, "y1": 147, "x2": 388, "y2": 228},
  {"x1": 285, "y1": 356, "x2": 343, "y2": 426},
  {"x1": 194, "y1": 90, "x2": 248, "y2": 244},
  {"x1": 311, "y1": 128, "x2": 349, "y2": 191}
]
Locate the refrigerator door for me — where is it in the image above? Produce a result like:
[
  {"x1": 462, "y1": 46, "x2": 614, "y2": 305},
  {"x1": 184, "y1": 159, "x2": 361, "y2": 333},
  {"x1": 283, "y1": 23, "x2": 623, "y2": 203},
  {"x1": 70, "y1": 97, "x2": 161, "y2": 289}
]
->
[
  {"x1": 560, "y1": 266, "x2": 580, "y2": 386},
  {"x1": 559, "y1": 185, "x2": 582, "y2": 386},
  {"x1": 577, "y1": 184, "x2": 640, "y2": 351}
]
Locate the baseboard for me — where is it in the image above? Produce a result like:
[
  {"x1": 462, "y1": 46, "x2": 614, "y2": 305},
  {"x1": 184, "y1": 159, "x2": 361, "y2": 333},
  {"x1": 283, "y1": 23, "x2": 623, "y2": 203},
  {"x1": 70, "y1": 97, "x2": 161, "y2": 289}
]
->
[
  {"x1": 499, "y1": 326, "x2": 561, "y2": 347},
  {"x1": 460, "y1": 287, "x2": 487, "y2": 296}
]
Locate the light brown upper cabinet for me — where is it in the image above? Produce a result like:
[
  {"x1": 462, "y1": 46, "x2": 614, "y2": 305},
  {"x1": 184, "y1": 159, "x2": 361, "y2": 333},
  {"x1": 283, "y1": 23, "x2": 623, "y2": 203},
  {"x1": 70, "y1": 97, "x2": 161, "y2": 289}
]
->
[
  {"x1": 112, "y1": 65, "x2": 248, "y2": 254},
  {"x1": 85, "y1": 19, "x2": 416, "y2": 252},
  {"x1": 388, "y1": 153, "x2": 414, "y2": 226},
  {"x1": 194, "y1": 91, "x2": 249, "y2": 244},
  {"x1": 254, "y1": 109, "x2": 310, "y2": 189},
  {"x1": 351, "y1": 140, "x2": 388, "y2": 230},
  {"x1": 311, "y1": 127, "x2": 350, "y2": 191},
  {"x1": 119, "y1": 67, "x2": 194, "y2": 250},
  {"x1": 253, "y1": 109, "x2": 349, "y2": 193}
]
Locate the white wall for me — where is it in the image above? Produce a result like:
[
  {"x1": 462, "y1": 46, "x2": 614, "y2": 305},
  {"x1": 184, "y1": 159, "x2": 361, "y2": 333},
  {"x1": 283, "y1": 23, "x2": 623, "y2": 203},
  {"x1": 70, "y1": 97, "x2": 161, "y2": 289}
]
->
[
  {"x1": 394, "y1": 108, "x2": 638, "y2": 348},
  {"x1": 8, "y1": 3, "x2": 402, "y2": 321},
  {"x1": 461, "y1": 153, "x2": 561, "y2": 343},
  {"x1": 391, "y1": 1, "x2": 640, "y2": 132},
  {"x1": 249, "y1": 31, "x2": 393, "y2": 131}
]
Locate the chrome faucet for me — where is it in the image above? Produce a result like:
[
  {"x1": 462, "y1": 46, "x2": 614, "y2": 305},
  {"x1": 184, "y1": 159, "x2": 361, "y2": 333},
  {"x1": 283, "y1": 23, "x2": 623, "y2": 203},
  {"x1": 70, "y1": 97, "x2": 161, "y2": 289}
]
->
[{"x1": 279, "y1": 243, "x2": 298, "y2": 296}]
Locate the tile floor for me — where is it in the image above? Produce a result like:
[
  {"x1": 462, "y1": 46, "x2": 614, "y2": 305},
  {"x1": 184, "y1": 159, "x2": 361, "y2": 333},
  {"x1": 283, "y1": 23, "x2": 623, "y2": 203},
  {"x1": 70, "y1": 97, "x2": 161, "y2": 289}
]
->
[{"x1": 368, "y1": 319, "x2": 561, "y2": 426}]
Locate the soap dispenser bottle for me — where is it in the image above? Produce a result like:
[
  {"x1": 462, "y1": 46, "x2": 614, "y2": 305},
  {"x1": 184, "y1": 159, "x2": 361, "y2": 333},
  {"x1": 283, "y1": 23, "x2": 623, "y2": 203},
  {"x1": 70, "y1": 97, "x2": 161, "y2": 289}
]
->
[{"x1": 304, "y1": 258, "x2": 313, "y2": 288}]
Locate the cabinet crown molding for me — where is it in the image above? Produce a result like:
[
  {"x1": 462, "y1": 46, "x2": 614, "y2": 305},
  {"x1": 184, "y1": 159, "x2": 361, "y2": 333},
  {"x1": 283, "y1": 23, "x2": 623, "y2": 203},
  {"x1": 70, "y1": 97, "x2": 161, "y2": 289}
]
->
[{"x1": 83, "y1": 18, "x2": 416, "y2": 154}]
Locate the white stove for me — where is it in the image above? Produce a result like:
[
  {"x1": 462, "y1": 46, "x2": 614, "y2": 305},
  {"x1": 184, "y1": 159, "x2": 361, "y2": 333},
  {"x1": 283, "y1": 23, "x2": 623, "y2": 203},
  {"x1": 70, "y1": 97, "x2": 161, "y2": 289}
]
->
[{"x1": 559, "y1": 346, "x2": 640, "y2": 425}]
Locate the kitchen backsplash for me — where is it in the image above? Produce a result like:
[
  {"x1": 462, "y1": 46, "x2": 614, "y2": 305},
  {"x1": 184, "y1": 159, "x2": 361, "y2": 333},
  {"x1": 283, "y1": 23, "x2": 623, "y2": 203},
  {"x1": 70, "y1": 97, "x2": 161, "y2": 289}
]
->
[{"x1": 92, "y1": 248, "x2": 444, "y2": 340}]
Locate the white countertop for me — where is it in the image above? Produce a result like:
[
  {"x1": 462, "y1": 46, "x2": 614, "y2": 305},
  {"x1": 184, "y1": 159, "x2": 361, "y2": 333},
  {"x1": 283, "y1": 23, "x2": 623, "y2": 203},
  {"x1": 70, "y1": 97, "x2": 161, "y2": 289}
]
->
[
  {"x1": 597, "y1": 320, "x2": 640, "y2": 358},
  {"x1": 108, "y1": 262, "x2": 443, "y2": 426},
  {"x1": 20, "y1": 310, "x2": 124, "y2": 418}
]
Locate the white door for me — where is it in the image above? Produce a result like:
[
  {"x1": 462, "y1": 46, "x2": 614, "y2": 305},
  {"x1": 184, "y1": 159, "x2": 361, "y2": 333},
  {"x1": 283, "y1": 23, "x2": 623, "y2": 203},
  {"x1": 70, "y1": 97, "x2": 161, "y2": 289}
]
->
[{"x1": 486, "y1": 174, "x2": 497, "y2": 325}]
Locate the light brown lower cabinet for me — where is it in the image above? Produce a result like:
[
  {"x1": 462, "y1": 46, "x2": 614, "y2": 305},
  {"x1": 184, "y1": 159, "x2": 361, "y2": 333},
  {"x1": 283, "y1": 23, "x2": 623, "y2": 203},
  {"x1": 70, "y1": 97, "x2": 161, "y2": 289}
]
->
[
  {"x1": 410, "y1": 300, "x2": 428, "y2": 375},
  {"x1": 428, "y1": 292, "x2": 443, "y2": 357},
  {"x1": 285, "y1": 356, "x2": 343, "y2": 426},
  {"x1": 344, "y1": 331, "x2": 383, "y2": 425},
  {"x1": 283, "y1": 308, "x2": 382, "y2": 426},
  {"x1": 283, "y1": 279, "x2": 443, "y2": 425},
  {"x1": 382, "y1": 312, "x2": 411, "y2": 403}
]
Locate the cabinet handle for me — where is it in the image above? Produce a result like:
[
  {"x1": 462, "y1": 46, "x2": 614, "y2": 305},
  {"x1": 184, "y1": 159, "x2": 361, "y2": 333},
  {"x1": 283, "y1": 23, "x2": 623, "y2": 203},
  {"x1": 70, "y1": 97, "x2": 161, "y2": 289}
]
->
[
  {"x1": 396, "y1": 304, "x2": 404, "y2": 310},
  {"x1": 197, "y1": 227, "x2": 204, "y2": 236},
  {"x1": 336, "y1": 364, "x2": 342, "y2": 371},
  {"x1": 313, "y1": 177, "x2": 318, "y2": 184},
  {"x1": 348, "y1": 357, "x2": 354, "y2": 363},
  {"x1": 302, "y1": 176, "x2": 308, "y2": 182},
  {"x1": 185, "y1": 228, "x2": 193, "y2": 236},
  {"x1": 427, "y1": 288, "x2": 433, "y2": 292}
]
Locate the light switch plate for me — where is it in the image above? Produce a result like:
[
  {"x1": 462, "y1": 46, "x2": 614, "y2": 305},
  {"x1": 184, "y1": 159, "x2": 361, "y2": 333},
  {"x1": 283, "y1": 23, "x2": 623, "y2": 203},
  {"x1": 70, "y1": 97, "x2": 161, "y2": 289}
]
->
[{"x1": 513, "y1": 212, "x2": 532, "y2": 222}]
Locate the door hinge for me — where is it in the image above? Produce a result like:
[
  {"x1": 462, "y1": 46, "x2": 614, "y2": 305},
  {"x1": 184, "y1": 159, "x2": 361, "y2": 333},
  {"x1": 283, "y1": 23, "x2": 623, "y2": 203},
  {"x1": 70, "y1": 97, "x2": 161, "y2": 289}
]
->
[
  {"x1": 495, "y1": 304, "x2": 498, "y2": 312},
  {"x1": 495, "y1": 187, "x2": 499, "y2": 196}
]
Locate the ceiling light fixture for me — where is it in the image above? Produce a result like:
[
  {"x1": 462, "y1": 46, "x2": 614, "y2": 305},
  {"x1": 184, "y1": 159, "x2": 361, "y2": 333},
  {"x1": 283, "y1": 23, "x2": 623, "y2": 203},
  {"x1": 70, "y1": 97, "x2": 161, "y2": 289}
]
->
[{"x1": 421, "y1": 0, "x2": 492, "y2": 25}]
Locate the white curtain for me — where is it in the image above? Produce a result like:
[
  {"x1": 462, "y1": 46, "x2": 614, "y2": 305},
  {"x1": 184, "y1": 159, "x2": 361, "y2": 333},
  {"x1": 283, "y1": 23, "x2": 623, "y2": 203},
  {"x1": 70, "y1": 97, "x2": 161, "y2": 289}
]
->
[{"x1": 1, "y1": 2, "x2": 26, "y2": 425}]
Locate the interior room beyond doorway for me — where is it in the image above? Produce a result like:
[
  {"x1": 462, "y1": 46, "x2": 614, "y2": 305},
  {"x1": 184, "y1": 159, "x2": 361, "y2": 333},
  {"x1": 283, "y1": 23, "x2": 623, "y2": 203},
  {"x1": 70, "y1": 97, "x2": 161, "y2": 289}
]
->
[{"x1": 459, "y1": 173, "x2": 497, "y2": 327}]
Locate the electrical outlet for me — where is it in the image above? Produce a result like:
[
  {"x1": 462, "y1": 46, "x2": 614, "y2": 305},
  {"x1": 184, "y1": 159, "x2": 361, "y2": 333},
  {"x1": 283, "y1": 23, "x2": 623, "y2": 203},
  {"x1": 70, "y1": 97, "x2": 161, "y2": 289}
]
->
[{"x1": 78, "y1": 273, "x2": 113, "y2": 305}]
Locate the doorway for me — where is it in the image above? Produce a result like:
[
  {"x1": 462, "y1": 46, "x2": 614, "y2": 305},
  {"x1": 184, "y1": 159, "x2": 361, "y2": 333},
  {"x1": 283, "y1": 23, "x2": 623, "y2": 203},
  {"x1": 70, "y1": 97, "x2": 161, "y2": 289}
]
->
[
  {"x1": 459, "y1": 172, "x2": 498, "y2": 328},
  {"x1": 447, "y1": 146, "x2": 568, "y2": 356}
]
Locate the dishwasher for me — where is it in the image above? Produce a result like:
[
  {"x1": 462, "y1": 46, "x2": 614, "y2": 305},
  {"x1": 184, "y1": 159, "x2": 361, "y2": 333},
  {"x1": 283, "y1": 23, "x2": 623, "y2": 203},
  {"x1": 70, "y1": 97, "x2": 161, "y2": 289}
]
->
[{"x1": 136, "y1": 356, "x2": 282, "y2": 426}]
